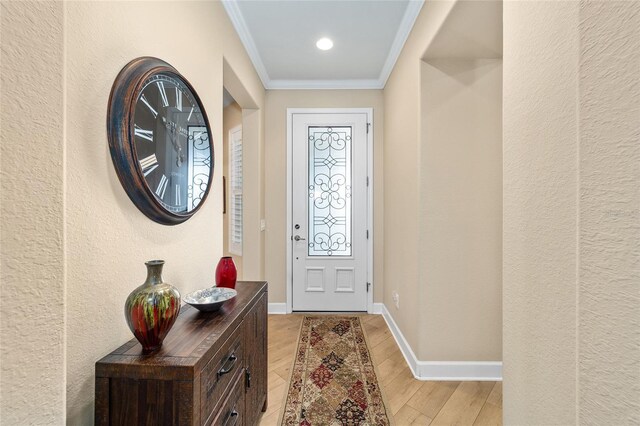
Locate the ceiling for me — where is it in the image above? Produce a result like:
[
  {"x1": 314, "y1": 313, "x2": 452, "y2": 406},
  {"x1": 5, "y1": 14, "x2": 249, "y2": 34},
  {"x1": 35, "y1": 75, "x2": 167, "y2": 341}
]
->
[{"x1": 222, "y1": 0, "x2": 424, "y2": 89}]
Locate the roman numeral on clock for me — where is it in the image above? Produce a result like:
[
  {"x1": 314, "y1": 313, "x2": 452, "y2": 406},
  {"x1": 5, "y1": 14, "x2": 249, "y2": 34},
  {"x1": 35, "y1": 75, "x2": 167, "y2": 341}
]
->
[
  {"x1": 134, "y1": 125, "x2": 153, "y2": 142},
  {"x1": 157, "y1": 81, "x2": 169, "y2": 107},
  {"x1": 139, "y1": 154, "x2": 158, "y2": 177},
  {"x1": 156, "y1": 174, "x2": 169, "y2": 200},
  {"x1": 140, "y1": 94, "x2": 158, "y2": 118},
  {"x1": 175, "y1": 88, "x2": 183, "y2": 111},
  {"x1": 175, "y1": 185, "x2": 181, "y2": 206}
]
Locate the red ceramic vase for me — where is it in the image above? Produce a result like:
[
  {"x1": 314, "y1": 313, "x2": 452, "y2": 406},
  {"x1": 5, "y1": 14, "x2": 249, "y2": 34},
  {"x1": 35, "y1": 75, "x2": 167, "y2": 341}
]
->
[{"x1": 215, "y1": 256, "x2": 237, "y2": 289}]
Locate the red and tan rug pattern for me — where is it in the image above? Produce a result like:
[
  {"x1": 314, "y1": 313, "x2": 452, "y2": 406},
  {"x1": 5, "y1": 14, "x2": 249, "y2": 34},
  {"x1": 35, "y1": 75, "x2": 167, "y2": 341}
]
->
[{"x1": 282, "y1": 316, "x2": 390, "y2": 426}]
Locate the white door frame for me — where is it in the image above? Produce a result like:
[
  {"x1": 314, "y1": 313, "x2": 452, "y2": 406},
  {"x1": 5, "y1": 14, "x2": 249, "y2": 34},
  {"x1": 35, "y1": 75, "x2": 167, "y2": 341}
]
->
[{"x1": 286, "y1": 108, "x2": 374, "y2": 313}]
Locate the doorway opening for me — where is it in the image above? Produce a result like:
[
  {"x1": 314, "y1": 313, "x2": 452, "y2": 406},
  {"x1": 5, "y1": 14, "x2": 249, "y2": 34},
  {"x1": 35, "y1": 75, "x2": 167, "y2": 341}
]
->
[{"x1": 222, "y1": 59, "x2": 261, "y2": 281}]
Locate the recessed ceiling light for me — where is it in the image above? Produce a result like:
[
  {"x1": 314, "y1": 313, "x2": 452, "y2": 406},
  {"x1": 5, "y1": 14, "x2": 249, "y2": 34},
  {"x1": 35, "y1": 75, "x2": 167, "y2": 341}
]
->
[{"x1": 316, "y1": 38, "x2": 333, "y2": 51}]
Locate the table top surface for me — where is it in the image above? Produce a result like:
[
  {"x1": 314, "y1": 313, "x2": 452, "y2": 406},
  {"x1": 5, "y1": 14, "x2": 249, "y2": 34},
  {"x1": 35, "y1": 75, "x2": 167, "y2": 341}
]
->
[{"x1": 95, "y1": 281, "x2": 267, "y2": 373}]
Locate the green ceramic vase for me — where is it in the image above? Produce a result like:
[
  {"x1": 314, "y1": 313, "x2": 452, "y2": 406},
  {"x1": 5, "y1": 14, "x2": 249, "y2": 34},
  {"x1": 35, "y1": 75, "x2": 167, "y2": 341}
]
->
[{"x1": 124, "y1": 260, "x2": 181, "y2": 352}]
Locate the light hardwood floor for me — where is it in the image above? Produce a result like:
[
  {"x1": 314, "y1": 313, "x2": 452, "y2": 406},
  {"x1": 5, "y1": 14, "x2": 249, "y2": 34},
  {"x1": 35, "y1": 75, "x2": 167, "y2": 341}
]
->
[{"x1": 259, "y1": 314, "x2": 502, "y2": 425}]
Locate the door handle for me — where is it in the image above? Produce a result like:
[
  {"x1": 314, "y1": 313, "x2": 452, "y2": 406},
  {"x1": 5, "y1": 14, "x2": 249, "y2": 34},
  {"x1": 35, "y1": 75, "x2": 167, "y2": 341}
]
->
[{"x1": 294, "y1": 235, "x2": 306, "y2": 241}]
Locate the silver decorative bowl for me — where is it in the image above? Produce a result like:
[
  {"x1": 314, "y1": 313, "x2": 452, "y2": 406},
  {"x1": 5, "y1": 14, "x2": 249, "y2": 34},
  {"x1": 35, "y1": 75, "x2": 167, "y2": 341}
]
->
[{"x1": 183, "y1": 287, "x2": 237, "y2": 312}]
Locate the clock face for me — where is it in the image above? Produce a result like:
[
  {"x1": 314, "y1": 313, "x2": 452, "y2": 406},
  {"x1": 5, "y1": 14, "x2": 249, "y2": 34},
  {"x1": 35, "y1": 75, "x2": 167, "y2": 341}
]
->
[{"x1": 133, "y1": 73, "x2": 211, "y2": 214}]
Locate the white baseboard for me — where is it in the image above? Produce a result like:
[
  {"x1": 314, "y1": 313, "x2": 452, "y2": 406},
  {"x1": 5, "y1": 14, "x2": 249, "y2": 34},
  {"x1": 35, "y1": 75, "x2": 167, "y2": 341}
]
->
[
  {"x1": 377, "y1": 304, "x2": 502, "y2": 381},
  {"x1": 371, "y1": 302, "x2": 385, "y2": 314},
  {"x1": 414, "y1": 361, "x2": 502, "y2": 381},
  {"x1": 268, "y1": 303, "x2": 287, "y2": 314}
]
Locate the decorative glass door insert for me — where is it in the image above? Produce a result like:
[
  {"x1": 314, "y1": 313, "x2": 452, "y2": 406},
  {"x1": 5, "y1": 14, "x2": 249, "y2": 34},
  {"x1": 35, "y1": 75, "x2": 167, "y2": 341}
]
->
[{"x1": 308, "y1": 126, "x2": 352, "y2": 256}]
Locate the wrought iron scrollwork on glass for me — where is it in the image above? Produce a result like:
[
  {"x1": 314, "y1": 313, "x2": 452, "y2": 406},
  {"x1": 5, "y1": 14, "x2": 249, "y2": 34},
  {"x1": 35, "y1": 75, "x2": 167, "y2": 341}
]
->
[
  {"x1": 308, "y1": 126, "x2": 352, "y2": 256},
  {"x1": 188, "y1": 126, "x2": 211, "y2": 209}
]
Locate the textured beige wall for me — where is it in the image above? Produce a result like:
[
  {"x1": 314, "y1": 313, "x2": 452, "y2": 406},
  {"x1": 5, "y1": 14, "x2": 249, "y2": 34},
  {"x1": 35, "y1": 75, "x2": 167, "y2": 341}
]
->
[
  {"x1": 419, "y1": 59, "x2": 502, "y2": 361},
  {"x1": 264, "y1": 90, "x2": 384, "y2": 304},
  {"x1": 383, "y1": 0, "x2": 456, "y2": 356},
  {"x1": 2, "y1": 1, "x2": 264, "y2": 424},
  {"x1": 504, "y1": 0, "x2": 639, "y2": 423},
  {"x1": 578, "y1": 1, "x2": 639, "y2": 423},
  {"x1": 64, "y1": 2, "x2": 263, "y2": 423},
  {"x1": 503, "y1": 2, "x2": 579, "y2": 421},
  {"x1": 0, "y1": 2, "x2": 66, "y2": 423},
  {"x1": 223, "y1": 102, "x2": 243, "y2": 277}
]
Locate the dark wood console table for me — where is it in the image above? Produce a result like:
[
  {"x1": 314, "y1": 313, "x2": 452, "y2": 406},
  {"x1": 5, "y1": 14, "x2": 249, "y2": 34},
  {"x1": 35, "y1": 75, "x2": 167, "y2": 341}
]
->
[{"x1": 95, "y1": 281, "x2": 268, "y2": 425}]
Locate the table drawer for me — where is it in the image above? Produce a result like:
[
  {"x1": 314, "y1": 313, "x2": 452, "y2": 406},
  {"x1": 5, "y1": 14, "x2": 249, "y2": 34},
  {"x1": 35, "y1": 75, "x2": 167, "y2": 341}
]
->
[
  {"x1": 200, "y1": 326, "x2": 244, "y2": 422},
  {"x1": 207, "y1": 371, "x2": 245, "y2": 426}
]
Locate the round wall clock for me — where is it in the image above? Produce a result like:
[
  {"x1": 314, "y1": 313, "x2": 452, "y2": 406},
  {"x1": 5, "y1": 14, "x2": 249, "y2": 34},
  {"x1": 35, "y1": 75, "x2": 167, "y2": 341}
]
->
[{"x1": 107, "y1": 57, "x2": 214, "y2": 225}]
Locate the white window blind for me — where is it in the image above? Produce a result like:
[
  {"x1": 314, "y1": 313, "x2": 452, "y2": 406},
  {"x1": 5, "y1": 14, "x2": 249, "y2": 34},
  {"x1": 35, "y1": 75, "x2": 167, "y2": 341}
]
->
[{"x1": 229, "y1": 126, "x2": 243, "y2": 255}]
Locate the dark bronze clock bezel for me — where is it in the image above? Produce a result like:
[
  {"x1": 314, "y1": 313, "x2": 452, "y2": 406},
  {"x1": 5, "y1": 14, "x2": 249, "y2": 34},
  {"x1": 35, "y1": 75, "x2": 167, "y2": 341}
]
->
[{"x1": 107, "y1": 56, "x2": 214, "y2": 225}]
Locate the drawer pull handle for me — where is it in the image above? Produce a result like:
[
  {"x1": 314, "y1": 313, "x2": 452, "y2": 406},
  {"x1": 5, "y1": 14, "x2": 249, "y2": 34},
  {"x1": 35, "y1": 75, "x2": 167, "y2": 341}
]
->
[
  {"x1": 223, "y1": 409, "x2": 239, "y2": 426},
  {"x1": 217, "y1": 353, "x2": 237, "y2": 378}
]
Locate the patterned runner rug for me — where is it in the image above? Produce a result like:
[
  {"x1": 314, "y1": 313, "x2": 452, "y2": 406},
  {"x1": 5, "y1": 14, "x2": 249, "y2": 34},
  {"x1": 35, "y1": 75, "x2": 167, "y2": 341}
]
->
[{"x1": 282, "y1": 316, "x2": 390, "y2": 426}]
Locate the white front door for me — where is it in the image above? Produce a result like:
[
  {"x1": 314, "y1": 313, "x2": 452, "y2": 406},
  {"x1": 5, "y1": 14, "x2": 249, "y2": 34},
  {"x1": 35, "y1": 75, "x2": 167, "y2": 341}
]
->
[{"x1": 292, "y1": 112, "x2": 369, "y2": 311}]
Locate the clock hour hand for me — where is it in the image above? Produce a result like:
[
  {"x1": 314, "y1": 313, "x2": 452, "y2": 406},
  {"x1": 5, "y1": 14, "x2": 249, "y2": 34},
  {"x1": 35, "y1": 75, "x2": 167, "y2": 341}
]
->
[{"x1": 175, "y1": 144, "x2": 185, "y2": 168}]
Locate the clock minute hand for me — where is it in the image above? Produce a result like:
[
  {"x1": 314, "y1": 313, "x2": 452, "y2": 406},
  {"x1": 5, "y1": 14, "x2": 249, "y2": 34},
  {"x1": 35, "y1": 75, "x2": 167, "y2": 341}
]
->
[{"x1": 167, "y1": 124, "x2": 186, "y2": 167}]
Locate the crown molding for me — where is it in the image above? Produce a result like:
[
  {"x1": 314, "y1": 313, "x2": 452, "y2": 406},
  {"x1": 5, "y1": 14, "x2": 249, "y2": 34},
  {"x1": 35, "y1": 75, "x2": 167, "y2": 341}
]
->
[
  {"x1": 222, "y1": 0, "x2": 424, "y2": 90},
  {"x1": 378, "y1": 0, "x2": 425, "y2": 87},
  {"x1": 221, "y1": 0, "x2": 272, "y2": 88}
]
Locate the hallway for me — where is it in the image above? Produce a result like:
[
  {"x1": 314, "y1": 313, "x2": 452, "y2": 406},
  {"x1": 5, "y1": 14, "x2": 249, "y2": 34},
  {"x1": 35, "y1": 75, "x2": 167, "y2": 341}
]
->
[{"x1": 1, "y1": 1, "x2": 637, "y2": 423}]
